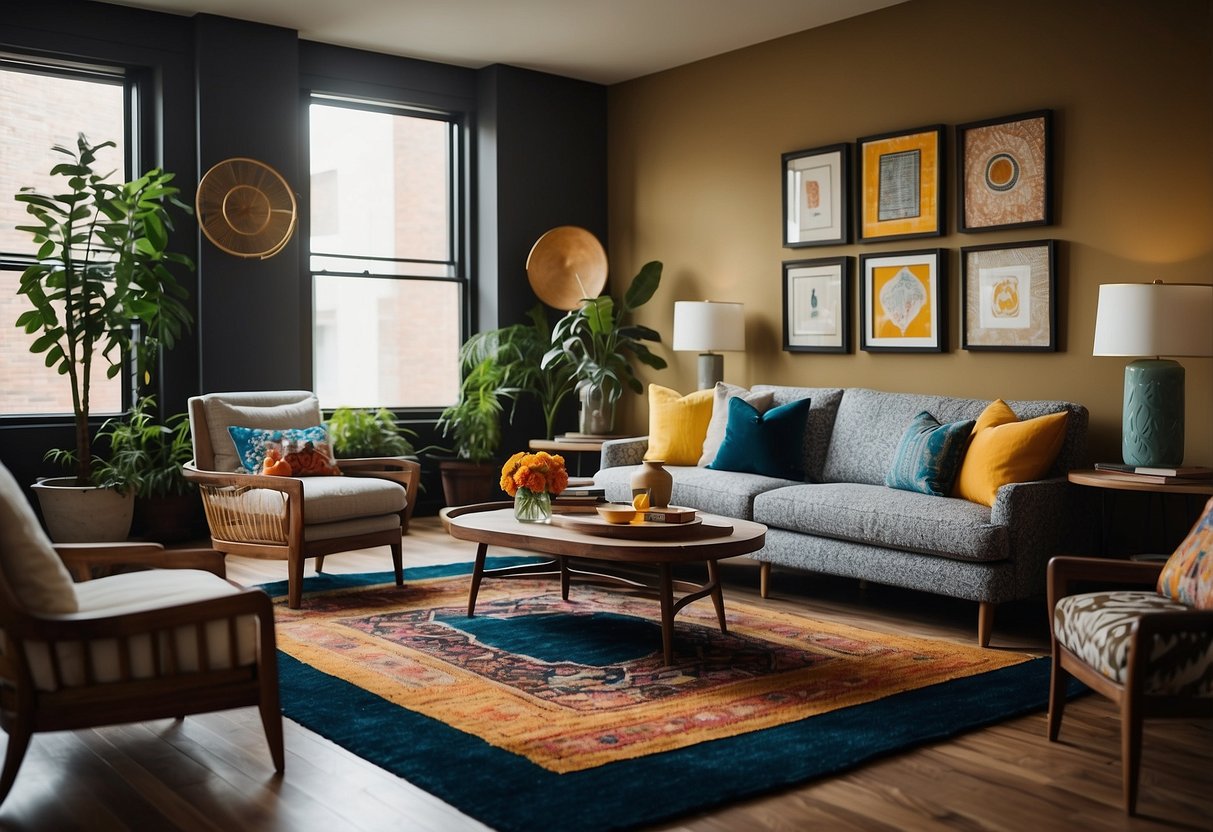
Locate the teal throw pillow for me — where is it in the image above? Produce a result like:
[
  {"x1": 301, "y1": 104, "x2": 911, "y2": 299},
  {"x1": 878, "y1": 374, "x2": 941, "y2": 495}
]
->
[
  {"x1": 885, "y1": 411, "x2": 975, "y2": 496},
  {"x1": 707, "y1": 396, "x2": 812, "y2": 480},
  {"x1": 227, "y1": 425, "x2": 342, "y2": 476}
]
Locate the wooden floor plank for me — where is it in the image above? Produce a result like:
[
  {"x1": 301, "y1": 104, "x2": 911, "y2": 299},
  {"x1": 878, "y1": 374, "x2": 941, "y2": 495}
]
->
[{"x1": 1, "y1": 516, "x2": 1208, "y2": 830}]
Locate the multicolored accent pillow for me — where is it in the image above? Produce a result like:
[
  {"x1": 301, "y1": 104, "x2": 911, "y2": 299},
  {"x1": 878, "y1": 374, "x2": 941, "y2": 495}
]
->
[
  {"x1": 885, "y1": 411, "x2": 975, "y2": 496},
  {"x1": 1157, "y1": 495, "x2": 1213, "y2": 609},
  {"x1": 707, "y1": 396, "x2": 812, "y2": 480},
  {"x1": 227, "y1": 425, "x2": 343, "y2": 477}
]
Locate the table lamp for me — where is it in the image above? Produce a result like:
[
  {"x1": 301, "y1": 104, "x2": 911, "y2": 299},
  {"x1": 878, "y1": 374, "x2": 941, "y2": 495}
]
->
[
  {"x1": 1092, "y1": 281, "x2": 1213, "y2": 466},
  {"x1": 673, "y1": 301, "x2": 745, "y2": 390}
]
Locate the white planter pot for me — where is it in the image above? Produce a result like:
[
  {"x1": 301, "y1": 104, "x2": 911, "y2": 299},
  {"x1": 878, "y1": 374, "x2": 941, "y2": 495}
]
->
[{"x1": 30, "y1": 478, "x2": 134, "y2": 542}]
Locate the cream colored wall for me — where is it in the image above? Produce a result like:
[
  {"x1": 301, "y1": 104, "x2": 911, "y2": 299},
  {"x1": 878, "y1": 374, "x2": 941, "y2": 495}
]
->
[{"x1": 606, "y1": 0, "x2": 1213, "y2": 465}]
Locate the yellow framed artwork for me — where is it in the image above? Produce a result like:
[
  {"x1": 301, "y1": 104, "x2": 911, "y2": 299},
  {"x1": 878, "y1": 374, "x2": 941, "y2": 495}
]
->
[
  {"x1": 860, "y1": 249, "x2": 945, "y2": 352},
  {"x1": 857, "y1": 125, "x2": 944, "y2": 242}
]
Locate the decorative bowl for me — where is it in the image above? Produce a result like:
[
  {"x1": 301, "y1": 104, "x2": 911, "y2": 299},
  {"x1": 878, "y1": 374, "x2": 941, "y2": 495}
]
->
[{"x1": 596, "y1": 503, "x2": 638, "y2": 524}]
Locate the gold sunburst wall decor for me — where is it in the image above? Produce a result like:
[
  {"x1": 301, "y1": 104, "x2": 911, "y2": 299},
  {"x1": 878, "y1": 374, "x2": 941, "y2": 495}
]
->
[{"x1": 196, "y1": 157, "x2": 297, "y2": 259}]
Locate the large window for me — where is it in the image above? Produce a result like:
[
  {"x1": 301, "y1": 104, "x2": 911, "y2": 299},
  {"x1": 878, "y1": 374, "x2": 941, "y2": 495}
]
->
[
  {"x1": 0, "y1": 60, "x2": 130, "y2": 416},
  {"x1": 309, "y1": 98, "x2": 462, "y2": 409}
]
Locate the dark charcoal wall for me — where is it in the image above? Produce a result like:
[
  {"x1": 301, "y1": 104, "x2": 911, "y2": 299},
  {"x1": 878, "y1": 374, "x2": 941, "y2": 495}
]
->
[{"x1": 0, "y1": 0, "x2": 608, "y2": 505}]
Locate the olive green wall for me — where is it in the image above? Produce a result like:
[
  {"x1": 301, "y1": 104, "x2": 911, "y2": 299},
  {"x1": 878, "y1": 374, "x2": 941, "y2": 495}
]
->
[{"x1": 606, "y1": 0, "x2": 1213, "y2": 466}]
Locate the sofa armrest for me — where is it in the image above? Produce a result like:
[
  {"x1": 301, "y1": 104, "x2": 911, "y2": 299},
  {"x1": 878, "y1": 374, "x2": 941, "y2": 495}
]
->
[
  {"x1": 990, "y1": 477, "x2": 1077, "y2": 594},
  {"x1": 599, "y1": 437, "x2": 649, "y2": 470}
]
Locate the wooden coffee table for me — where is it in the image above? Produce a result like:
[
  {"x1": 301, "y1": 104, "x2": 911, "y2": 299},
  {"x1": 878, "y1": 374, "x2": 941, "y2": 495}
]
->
[{"x1": 440, "y1": 503, "x2": 767, "y2": 665}]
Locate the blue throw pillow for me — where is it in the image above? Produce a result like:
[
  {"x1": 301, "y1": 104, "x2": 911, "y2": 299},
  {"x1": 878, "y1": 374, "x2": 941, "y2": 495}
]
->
[
  {"x1": 885, "y1": 411, "x2": 975, "y2": 496},
  {"x1": 707, "y1": 396, "x2": 812, "y2": 480},
  {"x1": 227, "y1": 425, "x2": 342, "y2": 476}
]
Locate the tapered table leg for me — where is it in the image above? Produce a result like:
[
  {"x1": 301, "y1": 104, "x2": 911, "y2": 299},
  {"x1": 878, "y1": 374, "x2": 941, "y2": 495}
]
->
[
  {"x1": 558, "y1": 555, "x2": 571, "y2": 600},
  {"x1": 467, "y1": 542, "x2": 488, "y2": 617},
  {"x1": 707, "y1": 559, "x2": 727, "y2": 633},
  {"x1": 659, "y1": 562, "x2": 674, "y2": 665}
]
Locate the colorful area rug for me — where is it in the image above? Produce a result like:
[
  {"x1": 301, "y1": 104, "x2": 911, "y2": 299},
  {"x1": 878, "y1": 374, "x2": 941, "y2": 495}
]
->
[{"x1": 264, "y1": 561, "x2": 1069, "y2": 832}]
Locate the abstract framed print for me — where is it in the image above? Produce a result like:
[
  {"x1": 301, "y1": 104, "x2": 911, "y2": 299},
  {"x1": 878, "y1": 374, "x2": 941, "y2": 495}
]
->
[
  {"x1": 782, "y1": 143, "x2": 849, "y2": 247},
  {"x1": 782, "y1": 256, "x2": 850, "y2": 353},
  {"x1": 961, "y1": 240, "x2": 1057, "y2": 351},
  {"x1": 859, "y1": 249, "x2": 945, "y2": 353},
  {"x1": 857, "y1": 125, "x2": 944, "y2": 242},
  {"x1": 957, "y1": 110, "x2": 1052, "y2": 232}
]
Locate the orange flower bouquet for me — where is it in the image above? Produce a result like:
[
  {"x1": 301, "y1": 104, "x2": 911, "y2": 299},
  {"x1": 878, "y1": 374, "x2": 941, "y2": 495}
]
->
[{"x1": 500, "y1": 451, "x2": 568, "y2": 523}]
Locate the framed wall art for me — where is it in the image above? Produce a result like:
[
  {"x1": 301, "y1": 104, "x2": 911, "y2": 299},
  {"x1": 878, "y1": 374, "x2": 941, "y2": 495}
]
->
[
  {"x1": 857, "y1": 124, "x2": 944, "y2": 242},
  {"x1": 782, "y1": 256, "x2": 851, "y2": 353},
  {"x1": 957, "y1": 110, "x2": 1052, "y2": 232},
  {"x1": 782, "y1": 143, "x2": 849, "y2": 247},
  {"x1": 961, "y1": 240, "x2": 1057, "y2": 351},
  {"x1": 859, "y1": 249, "x2": 945, "y2": 352}
]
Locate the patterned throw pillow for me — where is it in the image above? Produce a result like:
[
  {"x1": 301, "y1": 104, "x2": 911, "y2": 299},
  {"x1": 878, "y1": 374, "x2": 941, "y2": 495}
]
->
[
  {"x1": 227, "y1": 425, "x2": 343, "y2": 477},
  {"x1": 1157, "y1": 495, "x2": 1213, "y2": 609},
  {"x1": 707, "y1": 396, "x2": 812, "y2": 480},
  {"x1": 644, "y1": 384, "x2": 715, "y2": 466},
  {"x1": 885, "y1": 411, "x2": 975, "y2": 496}
]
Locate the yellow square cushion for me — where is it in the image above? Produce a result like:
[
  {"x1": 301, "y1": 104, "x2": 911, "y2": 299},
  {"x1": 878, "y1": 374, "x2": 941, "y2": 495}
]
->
[
  {"x1": 644, "y1": 384, "x2": 715, "y2": 466},
  {"x1": 953, "y1": 399, "x2": 1069, "y2": 507}
]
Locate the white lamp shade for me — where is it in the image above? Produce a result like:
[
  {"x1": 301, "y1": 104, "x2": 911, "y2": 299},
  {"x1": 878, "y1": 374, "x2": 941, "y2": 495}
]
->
[
  {"x1": 672, "y1": 301, "x2": 745, "y2": 352},
  {"x1": 1092, "y1": 283, "x2": 1213, "y2": 357}
]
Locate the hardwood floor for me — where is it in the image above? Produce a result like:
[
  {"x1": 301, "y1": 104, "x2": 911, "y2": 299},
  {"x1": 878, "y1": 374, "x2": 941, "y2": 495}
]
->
[{"x1": 2, "y1": 516, "x2": 1209, "y2": 831}]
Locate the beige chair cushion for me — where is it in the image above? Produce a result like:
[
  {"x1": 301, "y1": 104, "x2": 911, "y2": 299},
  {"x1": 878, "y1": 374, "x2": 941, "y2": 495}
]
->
[
  {"x1": 301, "y1": 476, "x2": 406, "y2": 524},
  {"x1": 23, "y1": 569, "x2": 259, "y2": 691},
  {"x1": 198, "y1": 391, "x2": 321, "y2": 472},
  {"x1": 1054, "y1": 590, "x2": 1213, "y2": 696},
  {"x1": 0, "y1": 461, "x2": 78, "y2": 614},
  {"x1": 304, "y1": 514, "x2": 403, "y2": 542}
]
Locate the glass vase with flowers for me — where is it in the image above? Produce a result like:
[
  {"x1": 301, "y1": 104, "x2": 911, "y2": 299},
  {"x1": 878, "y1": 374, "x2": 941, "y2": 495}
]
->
[{"x1": 499, "y1": 451, "x2": 569, "y2": 523}]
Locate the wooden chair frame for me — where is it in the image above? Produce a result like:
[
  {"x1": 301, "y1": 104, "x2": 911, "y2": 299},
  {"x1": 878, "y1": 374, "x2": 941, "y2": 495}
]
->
[
  {"x1": 1047, "y1": 556, "x2": 1213, "y2": 814},
  {"x1": 0, "y1": 542, "x2": 284, "y2": 807}
]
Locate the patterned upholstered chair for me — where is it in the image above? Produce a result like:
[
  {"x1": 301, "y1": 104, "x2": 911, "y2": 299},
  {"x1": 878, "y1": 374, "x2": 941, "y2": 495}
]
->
[
  {"x1": 183, "y1": 391, "x2": 421, "y2": 609},
  {"x1": 1047, "y1": 497, "x2": 1213, "y2": 814},
  {"x1": 0, "y1": 460, "x2": 283, "y2": 807}
]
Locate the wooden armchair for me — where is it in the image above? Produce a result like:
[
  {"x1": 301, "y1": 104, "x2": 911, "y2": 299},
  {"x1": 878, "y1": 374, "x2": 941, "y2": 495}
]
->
[
  {"x1": 183, "y1": 391, "x2": 422, "y2": 608},
  {"x1": 0, "y1": 462, "x2": 283, "y2": 807},
  {"x1": 1047, "y1": 556, "x2": 1213, "y2": 814}
]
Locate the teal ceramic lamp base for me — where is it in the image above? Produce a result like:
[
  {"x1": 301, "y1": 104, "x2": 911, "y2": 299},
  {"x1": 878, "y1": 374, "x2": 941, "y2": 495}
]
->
[{"x1": 1121, "y1": 358, "x2": 1184, "y2": 467}]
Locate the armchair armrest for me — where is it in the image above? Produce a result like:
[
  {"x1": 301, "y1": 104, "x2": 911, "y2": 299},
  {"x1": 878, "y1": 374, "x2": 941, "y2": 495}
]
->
[
  {"x1": 1047, "y1": 555, "x2": 1164, "y2": 614},
  {"x1": 184, "y1": 461, "x2": 300, "y2": 545},
  {"x1": 54, "y1": 543, "x2": 226, "y2": 579},
  {"x1": 337, "y1": 456, "x2": 422, "y2": 527}
]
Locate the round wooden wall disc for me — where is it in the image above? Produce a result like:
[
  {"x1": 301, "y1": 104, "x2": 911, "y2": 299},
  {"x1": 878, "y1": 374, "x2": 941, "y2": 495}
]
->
[{"x1": 525, "y1": 226, "x2": 608, "y2": 310}]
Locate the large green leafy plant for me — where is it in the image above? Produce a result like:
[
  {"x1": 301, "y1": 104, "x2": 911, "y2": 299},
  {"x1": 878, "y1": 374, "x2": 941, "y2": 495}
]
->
[
  {"x1": 542, "y1": 260, "x2": 666, "y2": 407},
  {"x1": 93, "y1": 395, "x2": 194, "y2": 499},
  {"x1": 328, "y1": 407, "x2": 418, "y2": 458},
  {"x1": 15, "y1": 134, "x2": 194, "y2": 485}
]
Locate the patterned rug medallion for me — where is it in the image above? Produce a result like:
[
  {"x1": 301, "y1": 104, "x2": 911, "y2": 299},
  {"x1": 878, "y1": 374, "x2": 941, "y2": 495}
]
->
[{"x1": 265, "y1": 561, "x2": 1066, "y2": 832}]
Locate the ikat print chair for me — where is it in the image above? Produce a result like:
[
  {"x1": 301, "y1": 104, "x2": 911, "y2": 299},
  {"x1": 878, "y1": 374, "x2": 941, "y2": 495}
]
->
[
  {"x1": 0, "y1": 460, "x2": 283, "y2": 807},
  {"x1": 184, "y1": 391, "x2": 421, "y2": 609},
  {"x1": 1046, "y1": 496, "x2": 1213, "y2": 814}
]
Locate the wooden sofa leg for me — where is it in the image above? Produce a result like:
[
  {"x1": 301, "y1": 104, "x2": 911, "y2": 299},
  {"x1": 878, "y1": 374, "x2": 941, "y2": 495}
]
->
[
  {"x1": 977, "y1": 601, "x2": 995, "y2": 647},
  {"x1": 759, "y1": 561, "x2": 770, "y2": 598},
  {"x1": 315, "y1": 555, "x2": 326, "y2": 573}
]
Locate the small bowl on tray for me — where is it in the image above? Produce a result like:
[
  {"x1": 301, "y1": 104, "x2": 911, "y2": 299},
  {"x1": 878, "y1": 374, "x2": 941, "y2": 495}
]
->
[{"x1": 596, "y1": 503, "x2": 638, "y2": 524}]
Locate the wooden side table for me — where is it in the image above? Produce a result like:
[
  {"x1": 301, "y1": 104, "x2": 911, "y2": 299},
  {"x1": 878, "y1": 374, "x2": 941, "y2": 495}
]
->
[{"x1": 1067, "y1": 468, "x2": 1213, "y2": 555}]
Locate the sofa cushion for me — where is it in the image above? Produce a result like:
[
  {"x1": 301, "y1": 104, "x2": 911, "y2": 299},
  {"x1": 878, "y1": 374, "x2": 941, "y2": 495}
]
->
[
  {"x1": 593, "y1": 464, "x2": 796, "y2": 521},
  {"x1": 698, "y1": 382, "x2": 775, "y2": 466},
  {"x1": 751, "y1": 386, "x2": 844, "y2": 483},
  {"x1": 954, "y1": 400, "x2": 1068, "y2": 507},
  {"x1": 708, "y1": 396, "x2": 811, "y2": 479},
  {"x1": 885, "y1": 411, "x2": 975, "y2": 496},
  {"x1": 644, "y1": 385, "x2": 715, "y2": 466},
  {"x1": 753, "y1": 482, "x2": 1009, "y2": 562}
]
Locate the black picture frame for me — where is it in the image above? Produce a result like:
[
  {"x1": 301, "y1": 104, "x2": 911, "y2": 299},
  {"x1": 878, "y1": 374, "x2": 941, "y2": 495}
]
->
[
  {"x1": 782, "y1": 143, "x2": 850, "y2": 247},
  {"x1": 856, "y1": 124, "x2": 944, "y2": 242},
  {"x1": 859, "y1": 248, "x2": 946, "y2": 353},
  {"x1": 961, "y1": 240, "x2": 1057, "y2": 351},
  {"x1": 956, "y1": 109, "x2": 1053, "y2": 232},
  {"x1": 782, "y1": 256, "x2": 851, "y2": 353}
]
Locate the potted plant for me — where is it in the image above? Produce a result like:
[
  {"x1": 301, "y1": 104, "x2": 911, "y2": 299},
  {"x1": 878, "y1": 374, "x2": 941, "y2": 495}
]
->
[
  {"x1": 15, "y1": 134, "x2": 194, "y2": 540},
  {"x1": 93, "y1": 395, "x2": 200, "y2": 542},
  {"x1": 328, "y1": 406, "x2": 418, "y2": 458},
  {"x1": 542, "y1": 261, "x2": 666, "y2": 435}
]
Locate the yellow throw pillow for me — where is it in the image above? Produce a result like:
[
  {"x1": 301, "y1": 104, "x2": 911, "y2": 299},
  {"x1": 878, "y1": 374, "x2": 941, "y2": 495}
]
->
[
  {"x1": 644, "y1": 384, "x2": 715, "y2": 466},
  {"x1": 953, "y1": 399, "x2": 1069, "y2": 507}
]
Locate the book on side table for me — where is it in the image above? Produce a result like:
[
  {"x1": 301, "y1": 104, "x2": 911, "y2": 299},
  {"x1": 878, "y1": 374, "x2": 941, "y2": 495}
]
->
[{"x1": 1093, "y1": 463, "x2": 1213, "y2": 484}]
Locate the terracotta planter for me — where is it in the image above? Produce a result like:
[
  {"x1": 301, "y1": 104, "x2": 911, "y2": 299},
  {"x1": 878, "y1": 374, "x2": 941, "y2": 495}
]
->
[
  {"x1": 438, "y1": 460, "x2": 503, "y2": 507},
  {"x1": 30, "y1": 477, "x2": 134, "y2": 542}
]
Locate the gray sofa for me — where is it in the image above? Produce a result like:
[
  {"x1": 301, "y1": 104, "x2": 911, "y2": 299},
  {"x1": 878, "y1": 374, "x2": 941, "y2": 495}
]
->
[{"x1": 593, "y1": 386, "x2": 1089, "y2": 646}]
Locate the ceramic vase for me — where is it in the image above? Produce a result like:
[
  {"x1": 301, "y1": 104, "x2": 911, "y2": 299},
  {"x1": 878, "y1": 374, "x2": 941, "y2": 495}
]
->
[
  {"x1": 513, "y1": 487, "x2": 552, "y2": 523},
  {"x1": 630, "y1": 459, "x2": 673, "y2": 507}
]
